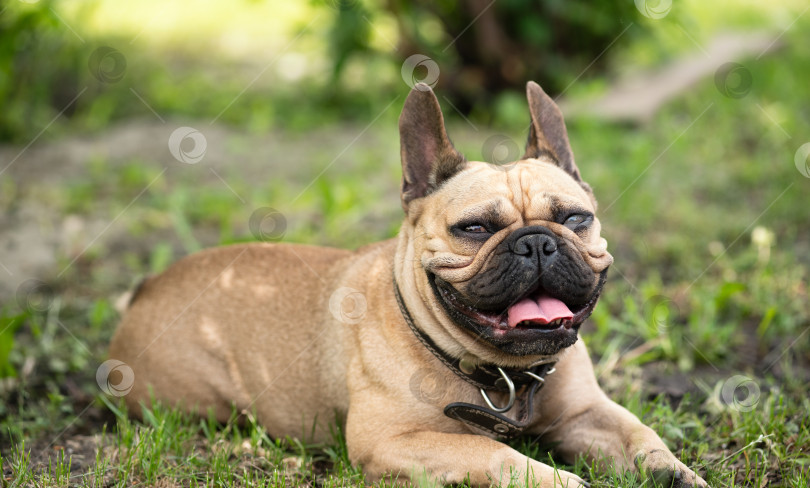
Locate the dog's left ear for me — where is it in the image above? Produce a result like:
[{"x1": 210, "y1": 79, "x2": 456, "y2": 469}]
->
[
  {"x1": 523, "y1": 81, "x2": 582, "y2": 182},
  {"x1": 399, "y1": 83, "x2": 466, "y2": 211}
]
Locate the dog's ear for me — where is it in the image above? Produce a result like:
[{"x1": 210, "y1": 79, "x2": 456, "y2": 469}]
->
[
  {"x1": 399, "y1": 83, "x2": 466, "y2": 211},
  {"x1": 523, "y1": 81, "x2": 582, "y2": 182}
]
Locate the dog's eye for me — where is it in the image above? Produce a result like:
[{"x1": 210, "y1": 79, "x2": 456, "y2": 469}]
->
[
  {"x1": 450, "y1": 222, "x2": 494, "y2": 241},
  {"x1": 464, "y1": 224, "x2": 489, "y2": 233},
  {"x1": 566, "y1": 215, "x2": 585, "y2": 225},
  {"x1": 563, "y1": 214, "x2": 590, "y2": 230}
]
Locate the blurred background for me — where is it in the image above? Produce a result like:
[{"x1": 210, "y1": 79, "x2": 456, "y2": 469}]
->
[{"x1": 1, "y1": 0, "x2": 809, "y2": 485}]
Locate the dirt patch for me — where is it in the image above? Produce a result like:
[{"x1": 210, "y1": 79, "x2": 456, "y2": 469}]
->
[
  {"x1": 560, "y1": 31, "x2": 782, "y2": 122},
  {"x1": 0, "y1": 118, "x2": 399, "y2": 303}
]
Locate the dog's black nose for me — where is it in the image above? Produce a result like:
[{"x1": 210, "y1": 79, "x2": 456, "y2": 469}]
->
[{"x1": 512, "y1": 232, "x2": 558, "y2": 258}]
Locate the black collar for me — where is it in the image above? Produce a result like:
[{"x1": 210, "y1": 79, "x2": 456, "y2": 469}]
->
[{"x1": 393, "y1": 276, "x2": 556, "y2": 438}]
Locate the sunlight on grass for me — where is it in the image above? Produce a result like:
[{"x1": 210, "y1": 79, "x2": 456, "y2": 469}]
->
[
  {"x1": 56, "y1": 0, "x2": 807, "y2": 68},
  {"x1": 61, "y1": 0, "x2": 327, "y2": 60}
]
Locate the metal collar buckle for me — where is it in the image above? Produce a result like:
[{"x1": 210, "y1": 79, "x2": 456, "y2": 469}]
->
[{"x1": 478, "y1": 366, "x2": 557, "y2": 413}]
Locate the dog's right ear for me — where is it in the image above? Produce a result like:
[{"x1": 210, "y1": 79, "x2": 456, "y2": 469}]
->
[{"x1": 399, "y1": 83, "x2": 466, "y2": 211}]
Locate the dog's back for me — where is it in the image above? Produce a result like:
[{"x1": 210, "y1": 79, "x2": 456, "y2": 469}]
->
[{"x1": 110, "y1": 242, "x2": 356, "y2": 437}]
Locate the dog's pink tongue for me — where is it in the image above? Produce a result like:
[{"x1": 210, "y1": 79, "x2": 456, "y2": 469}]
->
[{"x1": 507, "y1": 294, "x2": 573, "y2": 328}]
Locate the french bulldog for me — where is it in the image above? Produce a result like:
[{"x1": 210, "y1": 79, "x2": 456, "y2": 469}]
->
[{"x1": 110, "y1": 81, "x2": 708, "y2": 487}]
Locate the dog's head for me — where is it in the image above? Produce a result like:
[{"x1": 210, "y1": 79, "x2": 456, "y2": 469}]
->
[{"x1": 397, "y1": 82, "x2": 613, "y2": 359}]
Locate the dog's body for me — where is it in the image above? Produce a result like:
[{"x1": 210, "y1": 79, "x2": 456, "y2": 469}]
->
[{"x1": 110, "y1": 82, "x2": 707, "y2": 487}]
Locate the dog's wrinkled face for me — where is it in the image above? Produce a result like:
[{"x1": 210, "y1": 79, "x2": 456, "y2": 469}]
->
[
  {"x1": 398, "y1": 82, "x2": 613, "y2": 357},
  {"x1": 419, "y1": 162, "x2": 611, "y2": 356}
]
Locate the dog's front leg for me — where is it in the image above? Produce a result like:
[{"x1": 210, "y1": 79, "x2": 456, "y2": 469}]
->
[
  {"x1": 347, "y1": 427, "x2": 586, "y2": 487},
  {"x1": 545, "y1": 398, "x2": 707, "y2": 487},
  {"x1": 533, "y1": 342, "x2": 708, "y2": 487}
]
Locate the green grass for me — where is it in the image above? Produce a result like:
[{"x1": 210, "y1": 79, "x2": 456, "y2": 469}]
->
[
  {"x1": 2, "y1": 3, "x2": 810, "y2": 487},
  {"x1": 2, "y1": 385, "x2": 807, "y2": 486}
]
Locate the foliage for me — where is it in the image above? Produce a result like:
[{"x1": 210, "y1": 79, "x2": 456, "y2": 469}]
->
[
  {"x1": 0, "y1": 0, "x2": 91, "y2": 142},
  {"x1": 0, "y1": 312, "x2": 26, "y2": 378},
  {"x1": 328, "y1": 0, "x2": 643, "y2": 111},
  {"x1": 0, "y1": 0, "x2": 642, "y2": 143}
]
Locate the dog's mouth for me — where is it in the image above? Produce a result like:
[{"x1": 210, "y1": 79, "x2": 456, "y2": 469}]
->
[{"x1": 430, "y1": 274, "x2": 601, "y2": 334}]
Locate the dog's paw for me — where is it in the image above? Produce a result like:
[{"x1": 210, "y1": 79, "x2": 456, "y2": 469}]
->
[
  {"x1": 634, "y1": 450, "x2": 708, "y2": 488},
  {"x1": 515, "y1": 467, "x2": 588, "y2": 488},
  {"x1": 551, "y1": 471, "x2": 589, "y2": 488}
]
